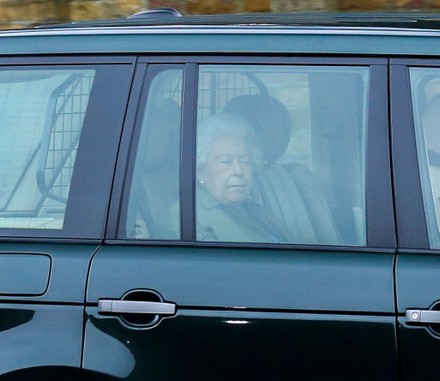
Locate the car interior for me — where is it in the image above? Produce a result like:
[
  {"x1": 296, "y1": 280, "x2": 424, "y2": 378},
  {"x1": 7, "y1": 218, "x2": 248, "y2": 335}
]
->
[
  {"x1": 125, "y1": 65, "x2": 369, "y2": 246},
  {"x1": 0, "y1": 70, "x2": 93, "y2": 229}
]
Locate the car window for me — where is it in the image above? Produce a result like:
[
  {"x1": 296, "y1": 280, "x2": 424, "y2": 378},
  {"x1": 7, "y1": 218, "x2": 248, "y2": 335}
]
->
[
  {"x1": 196, "y1": 65, "x2": 369, "y2": 245},
  {"x1": 0, "y1": 68, "x2": 95, "y2": 230},
  {"x1": 122, "y1": 63, "x2": 369, "y2": 246},
  {"x1": 124, "y1": 67, "x2": 183, "y2": 239},
  {"x1": 410, "y1": 67, "x2": 440, "y2": 248}
]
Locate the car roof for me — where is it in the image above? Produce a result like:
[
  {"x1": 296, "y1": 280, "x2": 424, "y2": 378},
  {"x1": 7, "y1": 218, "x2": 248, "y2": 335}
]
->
[
  {"x1": 35, "y1": 10, "x2": 440, "y2": 29},
  {"x1": 3, "y1": 10, "x2": 440, "y2": 57}
]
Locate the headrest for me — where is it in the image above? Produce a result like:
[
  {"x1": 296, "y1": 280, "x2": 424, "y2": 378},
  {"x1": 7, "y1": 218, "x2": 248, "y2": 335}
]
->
[
  {"x1": 223, "y1": 94, "x2": 292, "y2": 163},
  {"x1": 143, "y1": 98, "x2": 181, "y2": 167}
]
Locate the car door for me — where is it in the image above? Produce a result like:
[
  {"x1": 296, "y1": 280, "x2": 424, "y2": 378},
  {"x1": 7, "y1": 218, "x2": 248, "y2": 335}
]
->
[
  {"x1": 0, "y1": 57, "x2": 134, "y2": 380},
  {"x1": 391, "y1": 59, "x2": 440, "y2": 380},
  {"x1": 84, "y1": 57, "x2": 398, "y2": 380}
]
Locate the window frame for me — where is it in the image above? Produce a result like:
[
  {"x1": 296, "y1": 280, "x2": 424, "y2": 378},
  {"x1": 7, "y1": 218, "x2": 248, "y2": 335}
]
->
[
  {"x1": 108, "y1": 56, "x2": 395, "y2": 251},
  {"x1": 0, "y1": 56, "x2": 136, "y2": 241}
]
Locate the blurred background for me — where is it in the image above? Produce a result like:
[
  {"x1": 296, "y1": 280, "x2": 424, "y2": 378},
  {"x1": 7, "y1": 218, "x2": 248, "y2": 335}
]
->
[{"x1": 0, "y1": 0, "x2": 438, "y2": 29}]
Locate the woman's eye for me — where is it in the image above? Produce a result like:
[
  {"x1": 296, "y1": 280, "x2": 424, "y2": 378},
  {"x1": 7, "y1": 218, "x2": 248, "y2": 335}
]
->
[
  {"x1": 218, "y1": 161, "x2": 231, "y2": 167},
  {"x1": 217, "y1": 158, "x2": 232, "y2": 165}
]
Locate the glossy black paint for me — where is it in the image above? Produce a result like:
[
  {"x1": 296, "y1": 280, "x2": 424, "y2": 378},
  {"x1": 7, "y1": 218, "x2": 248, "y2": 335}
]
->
[
  {"x1": 0, "y1": 243, "x2": 98, "y2": 379},
  {"x1": 84, "y1": 244, "x2": 397, "y2": 380},
  {"x1": 84, "y1": 310, "x2": 397, "y2": 381},
  {"x1": 0, "y1": 304, "x2": 83, "y2": 378}
]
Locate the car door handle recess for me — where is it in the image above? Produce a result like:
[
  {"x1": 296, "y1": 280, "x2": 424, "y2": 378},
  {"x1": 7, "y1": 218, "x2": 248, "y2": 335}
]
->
[
  {"x1": 98, "y1": 300, "x2": 176, "y2": 315},
  {"x1": 406, "y1": 309, "x2": 440, "y2": 324}
]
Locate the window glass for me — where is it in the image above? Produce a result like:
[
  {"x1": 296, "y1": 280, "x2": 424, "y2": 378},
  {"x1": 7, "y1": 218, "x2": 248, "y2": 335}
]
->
[
  {"x1": 411, "y1": 68, "x2": 440, "y2": 248},
  {"x1": 124, "y1": 68, "x2": 183, "y2": 239},
  {"x1": 196, "y1": 65, "x2": 369, "y2": 245},
  {"x1": 0, "y1": 68, "x2": 95, "y2": 229}
]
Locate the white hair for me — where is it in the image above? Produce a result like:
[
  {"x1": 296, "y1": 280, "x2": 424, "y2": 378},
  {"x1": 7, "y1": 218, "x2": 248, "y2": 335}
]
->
[{"x1": 196, "y1": 112, "x2": 262, "y2": 170}]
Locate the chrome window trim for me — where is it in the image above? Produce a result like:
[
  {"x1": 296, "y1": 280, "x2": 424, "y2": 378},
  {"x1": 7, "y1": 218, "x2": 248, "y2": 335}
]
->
[{"x1": 5, "y1": 26, "x2": 440, "y2": 38}]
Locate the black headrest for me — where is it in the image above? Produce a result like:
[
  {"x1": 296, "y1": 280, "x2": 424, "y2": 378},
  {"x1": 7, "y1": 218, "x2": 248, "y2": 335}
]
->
[{"x1": 223, "y1": 94, "x2": 292, "y2": 163}]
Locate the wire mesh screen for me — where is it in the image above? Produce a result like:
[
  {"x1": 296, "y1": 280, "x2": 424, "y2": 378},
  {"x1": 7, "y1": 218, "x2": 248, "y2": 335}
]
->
[
  {"x1": 0, "y1": 68, "x2": 96, "y2": 229},
  {"x1": 198, "y1": 70, "x2": 261, "y2": 119},
  {"x1": 40, "y1": 73, "x2": 94, "y2": 206},
  {"x1": 147, "y1": 69, "x2": 183, "y2": 111}
]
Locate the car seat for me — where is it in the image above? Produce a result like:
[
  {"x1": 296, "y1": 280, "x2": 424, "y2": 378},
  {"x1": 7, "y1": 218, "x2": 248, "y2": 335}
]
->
[{"x1": 126, "y1": 98, "x2": 181, "y2": 239}]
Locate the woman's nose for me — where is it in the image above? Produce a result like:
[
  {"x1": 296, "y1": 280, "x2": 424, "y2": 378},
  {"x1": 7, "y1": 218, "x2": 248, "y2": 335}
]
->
[{"x1": 231, "y1": 159, "x2": 243, "y2": 175}]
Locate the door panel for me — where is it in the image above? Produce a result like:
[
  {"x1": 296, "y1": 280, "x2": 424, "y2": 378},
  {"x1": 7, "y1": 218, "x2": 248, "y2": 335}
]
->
[
  {"x1": 397, "y1": 254, "x2": 440, "y2": 380},
  {"x1": 397, "y1": 254, "x2": 440, "y2": 310},
  {"x1": 84, "y1": 247, "x2": 397, "y2": 380},
  {"x1": 85, "y1": 308, "x2": 396, "y2": 380},
  {"x1": 85, "y1": 58, "x2": 396, "y2": 380},
  {"x1": 87, "y1": 247, "x2": 394, "y2": 313}
]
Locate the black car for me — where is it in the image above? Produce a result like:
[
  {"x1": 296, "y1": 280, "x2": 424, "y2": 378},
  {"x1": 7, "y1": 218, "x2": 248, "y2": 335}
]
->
[{"x1": 0, "y1": 10, "x2": 439, "y2": 381}]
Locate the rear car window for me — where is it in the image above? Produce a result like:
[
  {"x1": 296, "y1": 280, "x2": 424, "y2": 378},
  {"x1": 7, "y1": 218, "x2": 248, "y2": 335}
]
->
[
  {"x1": 0, "y1": 68, "x2": 94, "y2": 230},
  {"x1": 122, "y1": 63, "x2": 370, "y2": 246},
  {"x1": 195, "y1": 65, "x2": 368, "y2": 245}
]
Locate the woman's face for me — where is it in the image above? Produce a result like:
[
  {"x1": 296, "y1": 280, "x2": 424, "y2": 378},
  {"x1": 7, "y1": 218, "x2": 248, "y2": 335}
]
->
[{"x1": 199, "y1": 136, "x2": 252, "y2": 204}]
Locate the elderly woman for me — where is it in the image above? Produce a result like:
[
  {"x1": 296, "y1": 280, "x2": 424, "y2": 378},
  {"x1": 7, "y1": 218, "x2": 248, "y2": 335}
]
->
[{"x1": 196, "y1": 112, "x2": 288, "y2": 242}]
